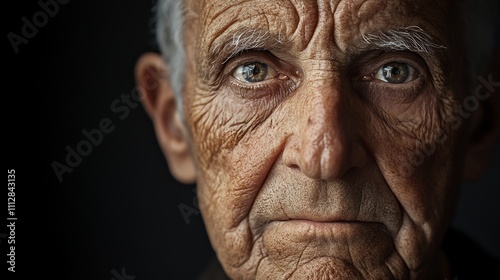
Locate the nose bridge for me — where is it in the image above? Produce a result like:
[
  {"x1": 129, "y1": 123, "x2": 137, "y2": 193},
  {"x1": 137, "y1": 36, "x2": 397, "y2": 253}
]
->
[
  {"x1": 303, "y1": 76, "x2": 344, "y2": 147},
  {"x1": 306, "y1": 76, "x2": 349, "y2": 177},
  {"x1": 286, "y1": 71, "x2": 359, "y2": 180}
]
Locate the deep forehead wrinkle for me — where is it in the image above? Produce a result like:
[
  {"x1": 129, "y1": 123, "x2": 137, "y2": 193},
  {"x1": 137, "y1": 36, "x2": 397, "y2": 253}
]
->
[
  {"x1": 196, "y1": 0, "x2": 452, "y2": 67},
  {"x1": 198, "y1": 0, "x2": 305, "y2": 55}
]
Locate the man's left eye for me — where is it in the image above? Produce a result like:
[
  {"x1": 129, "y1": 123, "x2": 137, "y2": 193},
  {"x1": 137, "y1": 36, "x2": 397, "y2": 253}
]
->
[
  {"x1": 233, "y1": 62, "x2": 278, "y2": 83},
  {"x1": 374, "y1": 62, "x2": 419, "y2": 84}
]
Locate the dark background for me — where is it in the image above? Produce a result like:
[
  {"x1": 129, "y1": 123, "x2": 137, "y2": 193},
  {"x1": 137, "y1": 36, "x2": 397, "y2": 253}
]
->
[{"x1": 3, "y1": 1, "x2": 500, "y2": 279}]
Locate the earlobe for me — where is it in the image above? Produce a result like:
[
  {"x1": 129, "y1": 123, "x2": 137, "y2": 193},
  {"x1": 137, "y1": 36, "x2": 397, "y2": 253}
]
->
[
  {"x1": 463, "y1": 49, "x2": 500, "y2": 181},
  {"x1": 135, "y1": 53, "x2": 196, "y2": 184}
]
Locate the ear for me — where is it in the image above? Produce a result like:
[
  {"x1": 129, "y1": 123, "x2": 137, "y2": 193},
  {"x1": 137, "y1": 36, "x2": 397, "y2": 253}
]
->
[
  {"x1": 135, "y1": 53, "x2": 196, "y2": 184},
  {"x1": 463, "y1": 48, "x2": 500, "y2": 181}
]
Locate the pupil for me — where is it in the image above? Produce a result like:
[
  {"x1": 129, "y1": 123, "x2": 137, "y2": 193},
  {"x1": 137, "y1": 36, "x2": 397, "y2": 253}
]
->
[
  {"x1": 383, "y1": 63, "x2": 409, "y2": 84},
  {"x1": 243, "y1": 62, "x2": 268, "y2": 82}
]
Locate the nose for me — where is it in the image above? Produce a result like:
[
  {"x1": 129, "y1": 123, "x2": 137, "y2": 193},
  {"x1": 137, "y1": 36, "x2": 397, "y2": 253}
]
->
[{"x1": 283, "y1": 77, "x2": 367, "y2": 180}]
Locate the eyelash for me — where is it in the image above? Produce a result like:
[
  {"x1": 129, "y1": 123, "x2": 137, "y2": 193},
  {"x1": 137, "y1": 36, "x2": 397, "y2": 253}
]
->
[
  {"x1": 363, "y1": 77, "x2": 425, "y2": 102},
  {"x1": 224, "y1": 55, "x2": 297, "y2": 100},
  {"x1": 222, "y1": 51, "x2": 427, "y2": 105},
  {"x1": 354, "y1": 57, "x2": 427, "y2": 102}
]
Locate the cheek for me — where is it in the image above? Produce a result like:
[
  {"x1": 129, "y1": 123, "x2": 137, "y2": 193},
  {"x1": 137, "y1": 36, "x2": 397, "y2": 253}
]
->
[
  {"x1": 367, "y1": 88, "x2": 464, "y2": 252},
  {"x1": 184, "y1": 84, "x2": 289, "y2": 270},
  {"x1": 357, "y1": 91, "x2": 464, "y2": 273}
]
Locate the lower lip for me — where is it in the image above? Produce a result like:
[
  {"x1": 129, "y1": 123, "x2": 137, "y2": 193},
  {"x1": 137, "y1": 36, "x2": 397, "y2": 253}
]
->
[{"x1": 261, "y1": 220, "x2": 394, "y2": 266}]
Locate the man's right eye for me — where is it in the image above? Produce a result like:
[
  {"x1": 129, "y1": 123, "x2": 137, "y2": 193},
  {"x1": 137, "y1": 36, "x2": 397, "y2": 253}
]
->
[
  {"x1": 232, "y1": 62, "x2": 278, "y2": 83},
  {"x1": 225, "y1": 54, "x2": 297, "y2": 100}
]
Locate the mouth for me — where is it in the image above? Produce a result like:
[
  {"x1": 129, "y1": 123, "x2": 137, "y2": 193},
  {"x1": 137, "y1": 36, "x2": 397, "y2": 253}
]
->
[
  {"x1": 268, "y1": 219, "x2": 386, "y2": 238},
  {"x1": 259, "y1": 218, "x2": 392, "y2": 259}
]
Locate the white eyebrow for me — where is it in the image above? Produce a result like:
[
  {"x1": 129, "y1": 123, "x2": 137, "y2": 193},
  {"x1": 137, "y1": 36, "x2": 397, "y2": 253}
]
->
[
  {"x1": 212, "y1": 28, "x2": 284, "y2": 64},
  {"x1": 361, "y1": 26, "x2": 447, "y2": 54}
]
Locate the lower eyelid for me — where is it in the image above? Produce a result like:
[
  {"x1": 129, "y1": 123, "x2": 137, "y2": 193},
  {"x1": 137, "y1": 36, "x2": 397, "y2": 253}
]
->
[
  {"x1": 351, "y1": 71, "x2": 426, "y2": 101},
  {"x1": 371, "y1": 78, "x2": 425, "y2": 99},
  {"x1": 229, "y1": 76, "x2": 274, "y2": 89},
  {"x1": 227, "y1": 76, "x2": 297, "y2": 100}
]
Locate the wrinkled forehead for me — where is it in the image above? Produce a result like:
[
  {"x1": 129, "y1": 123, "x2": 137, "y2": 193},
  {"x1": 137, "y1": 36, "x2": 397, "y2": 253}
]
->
[{"x1": 187, "y1": 0, "x2": 455, "y2": 54}]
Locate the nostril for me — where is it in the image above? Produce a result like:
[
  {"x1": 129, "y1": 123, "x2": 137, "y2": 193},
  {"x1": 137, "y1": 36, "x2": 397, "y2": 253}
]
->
[
  {"x1": 283, "y1": 141, "x2": 302, "y2": 170},
  {"x1": 287, "y1": 162, "x2": 300, "y2": 170}
]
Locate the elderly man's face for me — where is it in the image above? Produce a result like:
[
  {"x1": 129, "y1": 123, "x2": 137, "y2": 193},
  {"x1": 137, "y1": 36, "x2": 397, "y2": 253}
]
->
[
  {"x1": 177, "y1": 1, "x2": 467, "y2": 278},
  {"x1": 140, "y1": 0, "x2": 491, "y2": 279}
]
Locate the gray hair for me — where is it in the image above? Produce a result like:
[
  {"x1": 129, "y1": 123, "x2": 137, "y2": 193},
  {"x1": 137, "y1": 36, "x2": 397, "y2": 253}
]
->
[
  {"x1": 155, "y1": 0, "x2": 498, "y2": 112},
  {"x1": 361, "y1": 26, "x2": 447, "y2": 55},
  {"x1": 155, "y1": 0, "x2": 185, "y2": 116}
]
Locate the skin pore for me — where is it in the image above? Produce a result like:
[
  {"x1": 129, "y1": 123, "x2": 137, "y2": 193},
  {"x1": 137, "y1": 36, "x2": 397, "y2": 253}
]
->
[{"x1": 137, "y1": 0, "x2": 499, "y2": 279}]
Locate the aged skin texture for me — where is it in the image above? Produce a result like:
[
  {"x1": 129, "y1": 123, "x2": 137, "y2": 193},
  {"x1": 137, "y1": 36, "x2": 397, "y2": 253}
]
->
[{"x1": 136, "y1": 0, "x2": 500, "y2": 279}]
